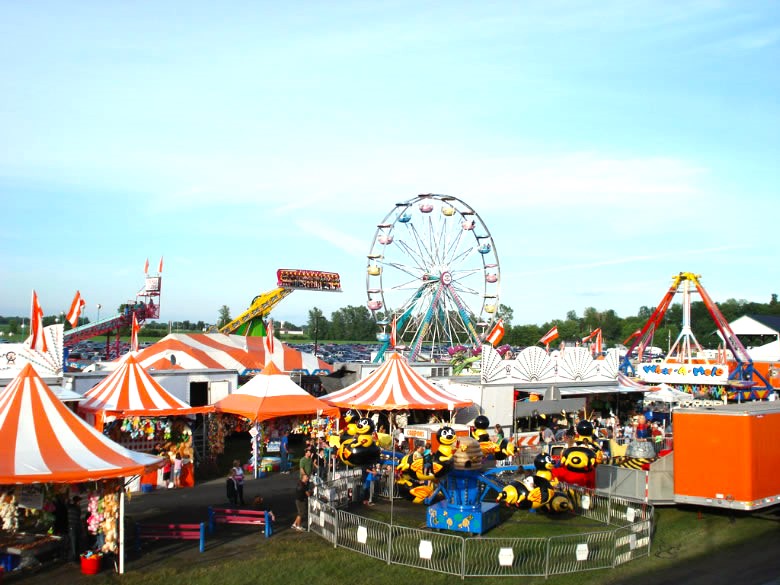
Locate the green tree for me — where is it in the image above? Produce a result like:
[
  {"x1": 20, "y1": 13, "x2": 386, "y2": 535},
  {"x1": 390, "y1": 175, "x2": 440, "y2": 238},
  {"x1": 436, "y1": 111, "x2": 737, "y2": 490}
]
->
[
  {"x1": 307, "y1": 307, "x2": 329, "y2": 341},
  {"x1": 498, "y1": 304, "x2": 514, "y2": 328},
  {"x1": 217, "y1": 305, "x2": 231, "y2": 328}
]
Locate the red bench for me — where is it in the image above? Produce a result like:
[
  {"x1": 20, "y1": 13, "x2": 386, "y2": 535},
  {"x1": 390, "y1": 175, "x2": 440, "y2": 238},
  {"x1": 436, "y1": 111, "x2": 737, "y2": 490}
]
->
[
  {"x1": 136, "y1": 522, "x2": 206, "y2": 552},
  {"x1": 208, "y1": 507, "x2": 274, "y2": 538}
]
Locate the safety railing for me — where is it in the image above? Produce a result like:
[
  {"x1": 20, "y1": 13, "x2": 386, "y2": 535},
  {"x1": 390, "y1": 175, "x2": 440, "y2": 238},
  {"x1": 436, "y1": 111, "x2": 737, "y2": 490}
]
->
[{"x1": 309, "y1": 478, "x2": 653, "y2": 578}]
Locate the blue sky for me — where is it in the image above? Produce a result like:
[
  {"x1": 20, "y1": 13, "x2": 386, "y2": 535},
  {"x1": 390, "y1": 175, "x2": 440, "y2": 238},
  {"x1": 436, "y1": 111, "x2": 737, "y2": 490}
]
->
[{"x1": 1, "y1": 1, "x2": 778, "y2": 329}]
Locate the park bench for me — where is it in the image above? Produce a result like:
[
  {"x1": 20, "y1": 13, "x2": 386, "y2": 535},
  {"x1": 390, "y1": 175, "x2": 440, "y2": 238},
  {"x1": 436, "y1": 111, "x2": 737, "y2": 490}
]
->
[
  {"x1": 207, "y1": 507, "x2": 274, "y2": 538},
  {"x1": 135, "y1": 522, "x2": 206, "y2": 552}
]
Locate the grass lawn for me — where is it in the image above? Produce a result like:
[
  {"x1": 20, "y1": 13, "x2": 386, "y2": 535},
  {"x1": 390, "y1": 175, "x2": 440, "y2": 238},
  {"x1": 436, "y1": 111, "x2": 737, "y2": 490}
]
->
[{"x1": 67, "y1": 499, "x2": 777, "y2": 585}]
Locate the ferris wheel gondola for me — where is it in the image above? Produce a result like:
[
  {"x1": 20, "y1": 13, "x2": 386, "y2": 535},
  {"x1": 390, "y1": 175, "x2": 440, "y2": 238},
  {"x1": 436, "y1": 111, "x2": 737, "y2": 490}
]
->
[{"x1": 366, "y1": 194, "x2": 501, "y2": 362}]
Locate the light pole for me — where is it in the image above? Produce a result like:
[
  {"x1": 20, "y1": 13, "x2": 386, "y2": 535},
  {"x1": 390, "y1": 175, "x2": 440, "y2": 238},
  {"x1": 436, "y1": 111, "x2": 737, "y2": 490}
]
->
[
  {"x1": 313, "y1": 315, "x2": 320, "y2": 358},
  {"x1": 97, "y1": 303, "x2": 102, "y2": 323}
]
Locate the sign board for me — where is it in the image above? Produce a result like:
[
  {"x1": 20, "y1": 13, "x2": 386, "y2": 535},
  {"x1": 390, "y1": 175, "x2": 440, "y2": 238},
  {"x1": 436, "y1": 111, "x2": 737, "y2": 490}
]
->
[
  {"x1": 266, "y1": 440, "x2": 281, "y2": 453},
  {"x1": 498, "y1": 547, "x2": 515, "y2": 567},
  {"x1": 419, "y1": 540, "x2": 433, "y2": 560},
  {"x1": 357, "y1": 525, "x2": 368, "y2": 544},
  {"x1": 635, "y1": 361, "x2": 729, "y2": 386},
  {"x1": 17, "y1": 485, "x2": 44, "y2": 509},
  {"x1": 575, "y1": 543, "x2": 589, "y2": 561}
]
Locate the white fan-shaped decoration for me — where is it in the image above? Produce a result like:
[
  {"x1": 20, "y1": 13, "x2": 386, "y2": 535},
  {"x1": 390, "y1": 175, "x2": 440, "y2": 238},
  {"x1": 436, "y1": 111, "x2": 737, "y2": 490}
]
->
[
  {"x1": 558, "y1": 347, "x2": 603, "y2": 381},
  {"x1": 514, "y1": 346, "x2": 556, "y2": 382},
  {"x1": 21, "y1": 324, "x2": 64, "y2": 376},
  {"x1": 597, "y1": 349, "x2": 622, "y2": 379},
  {"x1": 480, "y1": 344, "x2": 512, "y2": 383}
]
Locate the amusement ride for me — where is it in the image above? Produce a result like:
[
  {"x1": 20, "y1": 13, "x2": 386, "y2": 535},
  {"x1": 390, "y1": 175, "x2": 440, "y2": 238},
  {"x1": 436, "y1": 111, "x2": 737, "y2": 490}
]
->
[
  {"x1": 366, "y1": 194, "x2": 501, "y2": 363},
  {"x1": 620, "y1": 271, "x2": 772, "y2": 400}
]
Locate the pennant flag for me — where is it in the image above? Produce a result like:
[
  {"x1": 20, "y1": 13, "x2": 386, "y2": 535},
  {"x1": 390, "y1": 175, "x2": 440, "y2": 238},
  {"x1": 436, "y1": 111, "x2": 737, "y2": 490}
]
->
[
  {"x1": 485, "y1": 319, "x2": 505, "y2": 346},
  {"x1": 29, "y1": 290, "x2": 48, "y2": 352},
  {"x1": 263, "y1": 318, "x2": 275, "y2": 363},
  {"x1": 130, "y1": 312, "x2": 141, "y2": 352},
  {"x1": 623, "y1": 329, "x2": 641, "y2": 345},
  {"x1": 538, "y1": 326, "x2": 559, "y2": 346},
  {"x1": 581, "y1": 328, "x2": 601, "y2": 343},
  {"x1": 144, "y1": 258, "x2": 149, "y2": 274},
  {"x1": 65, "y1": 290, "x2": 86, "y2": 328},
  {"x1": 390, "y1": 315, "x2": 398, "y2": 347},
  {"x1": 158, "y1": 256, "x2": 164, "y2": 274}
]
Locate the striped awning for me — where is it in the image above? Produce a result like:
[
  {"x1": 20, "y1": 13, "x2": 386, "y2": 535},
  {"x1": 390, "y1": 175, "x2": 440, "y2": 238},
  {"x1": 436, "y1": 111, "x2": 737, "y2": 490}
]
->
[
  {"x1": 78, "y1": 354, "x2": 212, "y2": 420},
  {"x1": 213, "y1": 361, "x2": 339, "y2": 422},
  {"x1": 321, "y1": 353, "x2": 472, "y2": 411},
  {"x1": 130, "y1": 333, "x2": 331, "y2": 374},
  {"x1": 0, "y1": 363, "x2": 162, "y2": 484}
]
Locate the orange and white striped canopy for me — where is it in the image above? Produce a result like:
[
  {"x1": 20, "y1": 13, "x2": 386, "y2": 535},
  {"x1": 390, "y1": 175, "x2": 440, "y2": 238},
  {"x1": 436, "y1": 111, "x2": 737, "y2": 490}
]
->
[
  {"x1": 79, "y1": 354, "x2": 212, "y2": 420},
  {"x1": 213, "y1": 361, "x2": 339, "y2": 422},
  {"x1": 0, "y1": 364, "x2": 162, "y2": 484},
  {"x1": 131, "y1": 333, "x2": 332, "y2": 374},
  {"x1": 321, "y1": 353, "x2": 472, "y2": 411}
]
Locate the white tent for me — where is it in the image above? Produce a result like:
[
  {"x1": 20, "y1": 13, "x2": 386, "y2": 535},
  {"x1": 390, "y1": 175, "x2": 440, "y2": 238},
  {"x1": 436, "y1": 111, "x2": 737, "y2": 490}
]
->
[{"x1": 643, "y1": 383, "x2": 691, "y2": 403}]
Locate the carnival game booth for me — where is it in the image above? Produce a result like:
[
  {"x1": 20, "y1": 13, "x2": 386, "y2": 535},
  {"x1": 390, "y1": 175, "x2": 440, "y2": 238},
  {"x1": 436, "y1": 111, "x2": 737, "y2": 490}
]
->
[
  {"x1": 77, "y1": 354, "x2": 212, "y2": 490},
  {"x1": 212, "y1": 361, "x2": 340, "y2": 477},
  {"x1": 0, "y1": 364, "x2": 162, "y2": 576}
]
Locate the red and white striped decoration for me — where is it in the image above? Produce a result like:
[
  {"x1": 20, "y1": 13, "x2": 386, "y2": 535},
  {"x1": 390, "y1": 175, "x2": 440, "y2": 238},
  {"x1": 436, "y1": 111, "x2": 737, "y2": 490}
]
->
[
  {"x1": 78, "y1": 354, "x2": 210, "y2": 421},
  {"x1": 0, "y1": 363, "x2": 161, "y2": 484},
  {"x1": 321, "y1": 353, "x2": 472, "y2": 410}
]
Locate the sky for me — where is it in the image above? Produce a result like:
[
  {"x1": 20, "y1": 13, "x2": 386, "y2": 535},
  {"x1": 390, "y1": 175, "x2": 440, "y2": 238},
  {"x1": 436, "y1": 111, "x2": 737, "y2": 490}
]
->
[{"x1": 1, "y1": 1, "x2": 778, "y2": 330}]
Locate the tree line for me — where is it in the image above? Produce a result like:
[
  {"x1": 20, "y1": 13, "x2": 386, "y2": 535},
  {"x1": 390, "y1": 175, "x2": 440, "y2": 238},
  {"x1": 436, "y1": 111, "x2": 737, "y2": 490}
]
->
[
  {"x1": 218, "y1": 293, "x2": 780, "y2": 349},
  {"x1": 3, "y1": 292, "x2": 777, "y2": 348}
]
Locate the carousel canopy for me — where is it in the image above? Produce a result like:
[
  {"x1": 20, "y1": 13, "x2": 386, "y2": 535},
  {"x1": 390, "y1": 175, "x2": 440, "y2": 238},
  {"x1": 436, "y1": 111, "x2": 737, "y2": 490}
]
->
[
  {"x1": 78, "y1": 354, "x2": 212, "y2": 418},
  {"x1": 0, "y1": 363, "x2": 162, "y2": 484},
  {"x1": 320, "y1": 352, "x2": 473, "y2": 411},
  {"x1": 212, "y1": 361, "x2": 339, "y2": 422},
  {"x1": 129, "y1": 333, "x2": 332, "y2": 375}
]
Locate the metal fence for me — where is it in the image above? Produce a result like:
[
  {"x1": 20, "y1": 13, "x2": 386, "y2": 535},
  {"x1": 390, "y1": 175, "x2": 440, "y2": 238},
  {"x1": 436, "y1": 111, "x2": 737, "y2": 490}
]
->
[{"x1": 308, "y1": 478, "x2": 653, "y2": 578}]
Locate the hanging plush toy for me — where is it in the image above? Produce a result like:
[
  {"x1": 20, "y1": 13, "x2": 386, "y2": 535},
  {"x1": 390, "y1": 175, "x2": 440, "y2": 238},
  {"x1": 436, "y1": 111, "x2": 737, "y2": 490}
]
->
[{"x1": 0, "y1": 491, "x2": 19, "y2": 533}]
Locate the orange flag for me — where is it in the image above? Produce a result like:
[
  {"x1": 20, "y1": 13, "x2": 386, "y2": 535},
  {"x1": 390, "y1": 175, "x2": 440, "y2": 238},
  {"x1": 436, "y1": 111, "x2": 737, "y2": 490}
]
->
[
  {"x1": 485, "y1": 319, "x2": 505, "y2": 346},
  {"x1": 65, "y1": 290, "x2": 86, "y2": 328},
  {"x1": 29, "y1": 290, "x2": 48, "y2": 352},
  {"x1": 131, "y1": 313, "x2": 141, "y2": 352},
  {"x1": 144, "y1": 258, "x2": 149, "y2": 274},
  {"x1": 539, "y1": 326, "x2": 559, "y2": 345}
]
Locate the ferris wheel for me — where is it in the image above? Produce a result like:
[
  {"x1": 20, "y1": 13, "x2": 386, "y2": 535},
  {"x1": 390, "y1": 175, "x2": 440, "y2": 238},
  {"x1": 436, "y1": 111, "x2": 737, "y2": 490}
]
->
[{"x1": 366, "y1": 194, "x2": 501, "y2": 362}]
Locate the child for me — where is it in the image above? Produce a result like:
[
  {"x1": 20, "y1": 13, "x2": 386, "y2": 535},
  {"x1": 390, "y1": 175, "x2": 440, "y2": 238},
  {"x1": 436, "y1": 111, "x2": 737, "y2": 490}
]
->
[
  {"x1": 422, "y1": 442, "x2": 433, "y2": 477},
  {"x1": 226, "y1": 469, "x2": 238, "y2": 507},
  {"x1": 173, "y1": 453, "x2": 183, "y2": 488}
]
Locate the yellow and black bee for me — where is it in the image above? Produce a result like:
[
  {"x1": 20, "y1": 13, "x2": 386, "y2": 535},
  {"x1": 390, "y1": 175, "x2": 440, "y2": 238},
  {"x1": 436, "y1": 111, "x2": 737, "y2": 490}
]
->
[
  {"x1": 496, "y1": 480, "x2": 529, "y2": 508},
  {"x1": 338, "y1": 418, "x2": 380, "y2": 467},
  {"x1": 533, "y1": 453, "x2": 559, "y2": 486},
  {"x1": 471, "y1": 415, "x2": 491, "y2": 444},
  {"x1": 521, "y1": 475, "x2": 555, "y2": 510},
  {"x1": 494, "y1": 438, "x2": 516, "y2": 461},
  {"x1": 435, "y1": 426, "x2": 458, "y2": 461},
  {"x1": 559, "y1": 445, "x2": 597, "y2": 474}
]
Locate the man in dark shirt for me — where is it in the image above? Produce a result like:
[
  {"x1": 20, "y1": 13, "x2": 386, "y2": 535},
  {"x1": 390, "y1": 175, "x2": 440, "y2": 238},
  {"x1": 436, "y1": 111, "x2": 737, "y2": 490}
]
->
[{"x1": 292, "y1": 473, "x2": 311, "y2": 531}]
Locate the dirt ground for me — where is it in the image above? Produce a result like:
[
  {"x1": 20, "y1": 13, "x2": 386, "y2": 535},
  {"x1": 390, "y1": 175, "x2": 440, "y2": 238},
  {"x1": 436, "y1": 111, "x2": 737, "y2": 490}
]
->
[{"x1": 5, "y1": 471, "x2": 780, "y2": 585}]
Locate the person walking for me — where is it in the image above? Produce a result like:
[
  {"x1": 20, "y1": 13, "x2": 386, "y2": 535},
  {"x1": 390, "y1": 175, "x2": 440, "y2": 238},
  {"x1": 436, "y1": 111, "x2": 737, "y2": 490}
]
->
[
  {"x1": 66, "y1": 495, "x2": 82, "y2": 562},
  {"x1": 226, "y1": 469, "x2": 238, "y2": 507},
  {"x1": 292, "y1": 473, "x2": 311, "y2": 531},
  {"x1": 232, "y1": 459, "x2": 245, "y2": 505}
]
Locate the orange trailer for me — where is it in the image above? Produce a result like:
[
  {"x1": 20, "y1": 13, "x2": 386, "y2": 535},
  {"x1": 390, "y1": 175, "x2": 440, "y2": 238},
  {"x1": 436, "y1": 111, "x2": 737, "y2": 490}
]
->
[{"x1": 673, "y1": 402, "x2": 780, "y2": 510}]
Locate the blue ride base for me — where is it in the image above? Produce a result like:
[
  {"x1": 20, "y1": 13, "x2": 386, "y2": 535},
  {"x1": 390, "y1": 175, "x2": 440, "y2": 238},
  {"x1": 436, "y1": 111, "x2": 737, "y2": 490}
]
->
[{"x1": 425, "y1": 469, "x2": 501, "y2": 534}]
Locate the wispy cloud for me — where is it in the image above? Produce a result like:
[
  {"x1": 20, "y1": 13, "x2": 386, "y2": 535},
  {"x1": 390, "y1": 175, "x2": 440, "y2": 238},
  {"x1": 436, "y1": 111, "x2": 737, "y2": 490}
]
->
[{"x1": 295, "y1": 218, "x2": 367, "y2": 258}]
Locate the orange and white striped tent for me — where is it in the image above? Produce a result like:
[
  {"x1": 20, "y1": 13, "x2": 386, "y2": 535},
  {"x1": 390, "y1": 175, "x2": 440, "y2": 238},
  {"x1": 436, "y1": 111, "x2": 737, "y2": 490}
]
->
[
  {"x1": 78, "y1": 354, "x2": 212, "y2": 430},
  {"x1": 213, "y1": 361, "x2": 339, "y2": 422},
  {"x1": 0, "y1": 363, "x2": 162, "y2": 484},
  {"x1": 131, "y1": 333, "x2": 331, "y2": 374},
  {"x1": 321, "y1": 352, "x2": 473, "y2": 411}
]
